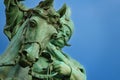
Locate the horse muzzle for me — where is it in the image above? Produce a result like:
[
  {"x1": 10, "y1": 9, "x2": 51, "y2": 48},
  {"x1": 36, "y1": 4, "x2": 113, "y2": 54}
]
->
[{"x1": 19, "y1": 42, "x2": 41, "y2": 67}]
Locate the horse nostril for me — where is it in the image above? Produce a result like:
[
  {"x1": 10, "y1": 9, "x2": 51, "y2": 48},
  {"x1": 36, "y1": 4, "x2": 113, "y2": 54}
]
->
[{"x1": 22, "y1": 50, "x2": 28, "y2": 56}]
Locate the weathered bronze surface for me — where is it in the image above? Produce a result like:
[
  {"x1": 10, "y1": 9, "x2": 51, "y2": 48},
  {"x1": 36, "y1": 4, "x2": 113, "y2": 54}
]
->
[{"x1": 0, "y1": 0, "x2": 86, "y2": 80}]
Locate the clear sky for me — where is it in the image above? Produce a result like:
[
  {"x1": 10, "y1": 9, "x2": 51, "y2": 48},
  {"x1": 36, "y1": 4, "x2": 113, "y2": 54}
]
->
[{"x1": 0, "y1": 0, "x2": 120, "y2": 80}]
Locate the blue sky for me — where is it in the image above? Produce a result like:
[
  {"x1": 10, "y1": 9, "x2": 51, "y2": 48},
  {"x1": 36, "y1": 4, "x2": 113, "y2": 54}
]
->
[{"x1": 0, "y1": 0, "x2": 120, "y2": 80}]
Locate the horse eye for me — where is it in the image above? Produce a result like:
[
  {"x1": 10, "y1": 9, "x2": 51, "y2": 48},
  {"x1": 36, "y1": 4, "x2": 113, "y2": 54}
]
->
[
  {"x1": 51, "y1": 33, "x2": 57, "y2": 39},
  {"x1": 29, "y1": 20, "x2": 37, "y2": 28}
]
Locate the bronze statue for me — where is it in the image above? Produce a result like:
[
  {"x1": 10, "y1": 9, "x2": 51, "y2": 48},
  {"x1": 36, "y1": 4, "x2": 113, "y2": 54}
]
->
[{"x1": 0, "y1": 0, "x2": 86, "y2": 80}]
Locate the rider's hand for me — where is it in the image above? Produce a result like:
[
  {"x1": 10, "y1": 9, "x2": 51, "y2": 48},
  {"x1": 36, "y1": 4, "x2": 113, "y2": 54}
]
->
[{"x1": 53, "y1": 60, "x2": 71, "y2": 77}]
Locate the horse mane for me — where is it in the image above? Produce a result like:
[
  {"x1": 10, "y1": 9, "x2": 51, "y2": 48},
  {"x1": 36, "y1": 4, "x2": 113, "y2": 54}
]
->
[{"x1": 16, "y1": 0, "x2": 61, "y2": 32}]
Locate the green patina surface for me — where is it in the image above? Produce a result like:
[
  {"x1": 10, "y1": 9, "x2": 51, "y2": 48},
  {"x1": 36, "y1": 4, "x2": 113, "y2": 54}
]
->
[{"x1": 0, "y1": 0, "x2": 86, "y2": 80}]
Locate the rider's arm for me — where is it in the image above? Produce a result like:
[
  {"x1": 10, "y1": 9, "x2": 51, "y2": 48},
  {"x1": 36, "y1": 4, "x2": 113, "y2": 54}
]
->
[{"x1": 4, "y1": 0, "x2": 25, "y2": 40}]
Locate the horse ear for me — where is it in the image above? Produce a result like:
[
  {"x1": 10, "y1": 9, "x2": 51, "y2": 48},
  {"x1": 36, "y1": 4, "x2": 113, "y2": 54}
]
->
[
  {"x1": 57, "y1": 4, "x2": 74, "y2": 36},
  {"x1": 57, "y1": 4, "x2": 67, "y2": 18},
  {"x1": 57, "y1": 4, "x2": 71, "y2": 18}
]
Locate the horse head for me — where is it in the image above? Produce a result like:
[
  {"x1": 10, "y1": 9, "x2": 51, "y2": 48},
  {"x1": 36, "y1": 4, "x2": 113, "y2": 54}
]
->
[{"x1": 19, "y1": 7, "x2": 60, "y2": 67}]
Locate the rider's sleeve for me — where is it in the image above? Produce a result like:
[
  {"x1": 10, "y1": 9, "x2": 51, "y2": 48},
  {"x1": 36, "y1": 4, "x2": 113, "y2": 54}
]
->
[{"x1": 4, "y1": 0, "x2": 24, "y2": 40}]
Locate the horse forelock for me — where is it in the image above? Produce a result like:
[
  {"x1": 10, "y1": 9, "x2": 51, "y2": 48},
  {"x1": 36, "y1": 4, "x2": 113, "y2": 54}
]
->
[{"x1": 25, "y1": 7, "x2": 61, "y2": 32}]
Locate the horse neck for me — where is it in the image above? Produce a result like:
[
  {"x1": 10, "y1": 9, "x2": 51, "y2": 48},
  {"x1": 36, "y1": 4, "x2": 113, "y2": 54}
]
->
[
  {"x1": 0, "y1": 20, "x2": 28, "y2": 63},
  {"x1": 0, "y1": 20, "x2": 31, "y2": 79}
]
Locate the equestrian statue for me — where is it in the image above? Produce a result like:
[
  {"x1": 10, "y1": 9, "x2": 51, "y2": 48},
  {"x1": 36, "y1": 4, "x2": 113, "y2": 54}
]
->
[{"x1": 0, "y1": 0, "x2": 86, "y2": 80}]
